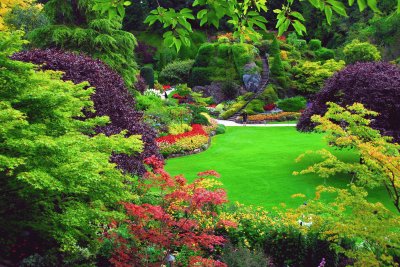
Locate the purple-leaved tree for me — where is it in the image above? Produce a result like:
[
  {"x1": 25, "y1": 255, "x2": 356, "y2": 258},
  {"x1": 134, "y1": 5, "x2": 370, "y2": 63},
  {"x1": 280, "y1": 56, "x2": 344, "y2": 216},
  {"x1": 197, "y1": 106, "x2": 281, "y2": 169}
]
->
[
  {"x1": 297, "y1": 62, "x2": 400, "y2": 142},
  {"x1": 13, "y1": 49, "x2": 161, "y2": 175}
]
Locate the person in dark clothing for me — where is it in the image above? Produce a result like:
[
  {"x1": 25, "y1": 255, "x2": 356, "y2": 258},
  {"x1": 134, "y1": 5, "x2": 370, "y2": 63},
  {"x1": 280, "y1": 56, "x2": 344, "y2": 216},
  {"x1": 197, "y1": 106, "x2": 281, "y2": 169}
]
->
[
  {"x1": 164, "y1": 91, "x2": 168, "y2": 99},
  {"x1": 242, "y1": 110, "x2": 248, "y2": 126}
]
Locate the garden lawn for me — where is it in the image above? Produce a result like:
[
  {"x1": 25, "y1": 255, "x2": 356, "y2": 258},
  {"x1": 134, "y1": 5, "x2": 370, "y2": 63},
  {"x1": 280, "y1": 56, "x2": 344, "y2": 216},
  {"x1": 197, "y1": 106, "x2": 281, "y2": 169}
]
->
[{"x1": 165, "y1": 127, "x2": 392, "y2": 211}]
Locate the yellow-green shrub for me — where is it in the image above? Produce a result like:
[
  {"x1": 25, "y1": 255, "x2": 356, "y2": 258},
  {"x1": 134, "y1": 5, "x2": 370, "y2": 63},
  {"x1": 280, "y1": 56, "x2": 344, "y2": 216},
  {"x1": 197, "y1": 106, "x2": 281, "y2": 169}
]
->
[{"x1": 168, "y1": 123, "x2": 192, "y2": 135}]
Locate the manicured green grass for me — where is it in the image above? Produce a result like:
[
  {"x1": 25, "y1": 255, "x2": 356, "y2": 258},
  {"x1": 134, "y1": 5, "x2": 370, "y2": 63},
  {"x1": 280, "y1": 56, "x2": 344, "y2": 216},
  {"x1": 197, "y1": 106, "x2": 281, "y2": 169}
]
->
[{"x1": 165, "y1": 127, "x2": 392, "y2": 210}]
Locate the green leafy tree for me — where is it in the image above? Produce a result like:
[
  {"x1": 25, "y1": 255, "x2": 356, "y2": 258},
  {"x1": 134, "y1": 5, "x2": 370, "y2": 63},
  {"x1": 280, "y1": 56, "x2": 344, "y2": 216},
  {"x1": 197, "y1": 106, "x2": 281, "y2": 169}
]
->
[
  {"x1": 343, "y1": 39, "x2": 382, "y2": 64},
  {"x1": 287, "y1": 185, "x2": 400, "y2": 266},
  {"x1": 295, "y1": 102, "x2": 400, "y2": 213},
  {"x1": 0, "y1": 31, "x2": 142, "y2": 264},
  {"x1": 29, "y1": 0, "x2": 138, "y2": 87},
  {"x1": 291, "y1": 59, "x2": 345, "y2": 94},
  {"x1": 96, "y1": 0, "x2": 393, "y2": 51}
]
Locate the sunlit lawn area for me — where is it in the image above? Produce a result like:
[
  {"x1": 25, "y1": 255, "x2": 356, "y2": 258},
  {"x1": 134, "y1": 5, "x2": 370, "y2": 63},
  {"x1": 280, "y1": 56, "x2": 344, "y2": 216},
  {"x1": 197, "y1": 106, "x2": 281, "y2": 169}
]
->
[{"x1": 166, "y1": 126, "x2": 392, "y2": 210}]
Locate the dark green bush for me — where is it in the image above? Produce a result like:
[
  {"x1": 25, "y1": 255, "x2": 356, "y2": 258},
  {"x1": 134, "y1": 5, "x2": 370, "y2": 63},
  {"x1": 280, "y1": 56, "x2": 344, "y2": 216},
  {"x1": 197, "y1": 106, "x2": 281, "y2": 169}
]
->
[
  {"x1": 315, "y1": 48, "x2": 335, "y2": 60},
  {"x1": 256, "y1": 40, "x2": 272, "y2": 55},
  {"x1": 158, "y1": 59, "x2": 194, "y2": 85},
  {"x1": 279, "y1": 42, "x2": 292, "y2": 51},
  {"x1": 216, "y1": 124, "x2": 226, "y2": 134},
  {"x1": 140, "y1": 66, "x2": 154, "y2": 88},
  {"x1": 276, "y1": 75, "x2": 289, "y2": 88},
  {"x1": 269, "y1": 37, "x2": 280, "y2": 56},
  {"x1": 246, "y1": 99, "x2": 264, "y2": 115},
  {"x1": 187, "y1": 105, "x2": 210, "y2": 125},
  {"x1": 194, "y1": 43, "x2": 216, "y2": 67},
  {"x1": 259, "y1": 85, "x2": 278, "y2": 103},
  {"x1": 277, "y1": 96, "x2": 307, "y2": 112},
  {"x1": 309, "y1": 39, "x2": 322, "y2": 51},
  {"x1": 222, "y1": 81, "x2": 240, "y2": 100},
  {"x1": 189, "y1": 67, "x2": 213, "y2": 86},
  {"x1": 155, "y1": 46, "x2": 178, "y2": 70},
  {"x1": 271, "y1": 55, "x2": 284, "y2": 76}
]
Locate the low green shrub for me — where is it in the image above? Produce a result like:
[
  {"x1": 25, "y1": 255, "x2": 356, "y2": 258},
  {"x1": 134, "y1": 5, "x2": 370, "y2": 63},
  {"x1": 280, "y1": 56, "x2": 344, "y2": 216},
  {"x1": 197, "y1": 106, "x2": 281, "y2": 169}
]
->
[
  {"x1": 140, "y1": 66, "x2": 154, "y2": 88},
  {"x1": 168, "y1": 123, "x2": 192, "y2": 135},
  {"x1": 315, "y1": 48, "x2": 335, "y2": 60},
  {"x1": 194, "y1": 43, "x2": 216, "y2": 67},
  {"x1": 309, "y1": 39, "x2": 322, "y2": 51},
  {"x1": 246, "y1": 99, "x2": 264, "y2": 115},
  {"x1": 216, "y1": 124, "x2": 226, "y2": 134},
  {"x1": 259, "y1": 85, "x2": 278, "y2": 103},
  {"x1": 343, "y1": 39, "x2": 381, "y2": 64},
  {"x1": 271, "y1": 55, "x2": 284, "y2": 76},
  {"x1": 190, "y1": 67, "x2": 213, "y2": 86},
  {"x1": 220, "y1": 101, "x2": 246, "y2": 119},
  {"x1": 158, "y1": 59, "x2": 194, "y2": 85},
  {"x1": 277, "y1": 96, "x2": 307, "y2": 112}
]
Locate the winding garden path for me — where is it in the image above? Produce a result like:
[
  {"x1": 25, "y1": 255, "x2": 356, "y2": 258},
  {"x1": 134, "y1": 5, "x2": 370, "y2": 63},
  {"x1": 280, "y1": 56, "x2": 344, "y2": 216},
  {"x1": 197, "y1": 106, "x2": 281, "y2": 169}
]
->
[{"x1": 216, "y1": 119, "x2": 296, "y2": 127}]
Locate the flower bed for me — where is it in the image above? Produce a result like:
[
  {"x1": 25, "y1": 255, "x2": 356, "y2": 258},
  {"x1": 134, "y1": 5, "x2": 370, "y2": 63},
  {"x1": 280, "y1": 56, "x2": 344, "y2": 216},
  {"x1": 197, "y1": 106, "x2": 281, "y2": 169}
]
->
[
  {"x1": 248, "y1": 112, "x2": 300, "y2": 122},
  {"x1": 156, "y1": 124, "x2": 209, "y2": 156}
]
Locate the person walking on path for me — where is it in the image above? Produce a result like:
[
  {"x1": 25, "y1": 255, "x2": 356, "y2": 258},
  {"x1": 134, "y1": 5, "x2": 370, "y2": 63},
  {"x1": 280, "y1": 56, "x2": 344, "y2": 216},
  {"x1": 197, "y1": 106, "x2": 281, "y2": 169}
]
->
[{"x1": 242, "y1": 110, "x2": 248, "y2": 126}]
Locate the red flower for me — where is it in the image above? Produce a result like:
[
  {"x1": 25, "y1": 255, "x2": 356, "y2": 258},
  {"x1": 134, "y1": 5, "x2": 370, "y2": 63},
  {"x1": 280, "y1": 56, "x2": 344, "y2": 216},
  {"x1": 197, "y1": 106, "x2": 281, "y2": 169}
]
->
[
  {"x1": 162, "y1": 85, "x2": 171, "y2": 91},
  {"x1": 156, "y1": 124, "x2": 208, "y2": 144}
]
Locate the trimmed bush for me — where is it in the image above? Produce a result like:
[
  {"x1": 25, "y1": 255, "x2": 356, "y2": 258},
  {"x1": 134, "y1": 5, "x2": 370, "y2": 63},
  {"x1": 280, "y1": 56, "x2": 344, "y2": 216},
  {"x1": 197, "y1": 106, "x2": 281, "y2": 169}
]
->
[
  {"x1": 297, "y1": 62, "x2": 400, "y2": 142},
  {"x1": 309, "y1": 39, "x2": 322, "y2": 51},
  {"x1": 216, "y1": 124, "x2": 226, "y2": 134},
  {"x1": 159, "y1": 59, "x2": 194, "y2": 85},
  {"x1": 277, "y1": 96, "x2": 307, "y2": 112},
  {"x1": 315, "y1": 48, "x2": 335, "y2": 60},
  {"x1": 221, "y1": 101, "x2": 246, "y2": 119},
  {"x1": 189, "y1": 67, "x2": 213, "y2": 86},
  {"x1": 271, "y1": 55, "x2": 284, "y2": 76},
  {"x1": 13, "y1": 49, "x2": 160, "y2": 175},
  {"x1": 247, "y1": 99, "x2": 265, "y2": 115},
  {"x1": 259, "y1": 85, "x2": 278, "y2": 103},
  {"x1": 140, "y1": 66, "x2": 154, "y2": 88},
  {"x1": 343, "y1": 39, "x2": 381, "y2": 64},
  {"x1": 194, "y1": 43, "x2": 216, "y2": 67}
]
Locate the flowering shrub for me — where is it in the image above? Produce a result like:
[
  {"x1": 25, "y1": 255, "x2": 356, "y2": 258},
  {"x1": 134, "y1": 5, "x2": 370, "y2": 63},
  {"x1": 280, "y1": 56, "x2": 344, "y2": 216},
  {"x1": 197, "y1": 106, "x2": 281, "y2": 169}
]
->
[
  {"x1": 157, "y1": 124, "x2": 209, "y2": 155},
  {"x1": 248, "y1": 112, "x2": 300, "y2": 122},
  {"x1": 106, "y1": 156, "x2": 234, "y2": 266},
  {"x1": 163, "y1": 84, "x2": 171, "y2": 91},
  {"x1": 168, "y1": 123, "x2": 192, "y2": 135},
  {"x1": 144, "y1": 88, "x2": 162, "y2": 97},
  {"x1": 156, "y1": 124, "x2": 207, "y2": 144},
  {"x1": 189, "y1": 256, "x2": 227, "y2": 267},
  {"x1": 158, "y1": 135, "x2": 209, "y2": 155}
]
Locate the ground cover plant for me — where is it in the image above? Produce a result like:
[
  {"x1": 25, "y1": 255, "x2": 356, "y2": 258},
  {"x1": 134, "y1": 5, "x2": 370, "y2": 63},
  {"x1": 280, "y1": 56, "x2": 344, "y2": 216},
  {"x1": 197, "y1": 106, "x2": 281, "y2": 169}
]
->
[{"x1": 165, "y1": 127, "x2": 392, "y2": 210}]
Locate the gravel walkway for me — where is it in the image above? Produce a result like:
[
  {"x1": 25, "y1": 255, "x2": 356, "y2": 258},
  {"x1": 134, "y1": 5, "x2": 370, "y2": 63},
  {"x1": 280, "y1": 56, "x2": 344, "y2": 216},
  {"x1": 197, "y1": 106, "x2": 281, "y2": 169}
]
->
[{"x1": 216, "y1": 120, "x2": 296, "y2": 127}]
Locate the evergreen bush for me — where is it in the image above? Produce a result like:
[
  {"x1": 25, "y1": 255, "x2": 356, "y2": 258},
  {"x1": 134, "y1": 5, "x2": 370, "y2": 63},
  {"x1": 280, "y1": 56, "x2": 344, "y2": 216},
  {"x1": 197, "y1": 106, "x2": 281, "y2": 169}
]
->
[
  {"x1": 159, "y1": 59, "x2": 194, "y2": 85},
  {"x1": 28, "y1": 0, "x2": 138, "y2": 87},
  {"x1": 343, "y1": 39, "x2": 381, "y2": 64},
  {"x1": 140, "y1": 66, "x2": 154, "y2": 88},
  {"x1": 309, "y1": 39, "x2": 322, "y2": 51},
  {"x1": 277, "y1": 96, "x2": 307, "y2": 112}
]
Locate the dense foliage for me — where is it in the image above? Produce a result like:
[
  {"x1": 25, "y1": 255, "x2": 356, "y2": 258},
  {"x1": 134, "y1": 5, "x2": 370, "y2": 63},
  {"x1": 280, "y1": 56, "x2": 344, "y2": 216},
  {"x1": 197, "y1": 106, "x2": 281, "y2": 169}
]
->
[
  {"x1": 0, "y1": 31, "x2": 142, "y2": 265},
  {"x1": 158, "y1": 59, "x2": 195, "y2": 85},
  {"x1": 28, "y1": 0, "x2": 138, "y2": 87},
  {"x1": 298, "y1": 62, "x2": 400, "y2": 142},
  {"x1": 291, "y1": 59, "x2": 345, "y2": 94},
  {"x1": 105, "y1": 156, "x2": 232, "y2": 266},
  {"x1": 13, "y1": 49, "x2": 161, "y2": 175},
  {"x1": 343, "y1": 39, "x2": 381, "y2": 64},
  {"x1": 297, "y1": 102, "x2": 400, "y2": 213}
]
